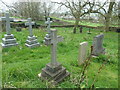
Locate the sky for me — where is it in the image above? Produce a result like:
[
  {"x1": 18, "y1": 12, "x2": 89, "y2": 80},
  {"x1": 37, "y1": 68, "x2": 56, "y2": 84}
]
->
[
  {"x1": 0, "y1": 0, "x2": 119, "y2": 12},
  {"x1": 0, "y1": 0, "x2": 65, "y2": 12}
]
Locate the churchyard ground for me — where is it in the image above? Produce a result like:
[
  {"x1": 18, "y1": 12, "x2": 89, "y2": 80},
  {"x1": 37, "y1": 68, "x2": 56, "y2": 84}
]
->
[{"x1": 1, "y1": 27, "x2": 118, "y2": 88}]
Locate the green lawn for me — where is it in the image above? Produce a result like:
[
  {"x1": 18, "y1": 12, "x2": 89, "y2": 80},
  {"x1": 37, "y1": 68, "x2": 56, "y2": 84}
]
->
[
  {"x1": 1, "y1": 27, "x2": 118, "y2": 88},
  {"x1": 51, "y1": 17, "x2": 119, "y2": 27}
]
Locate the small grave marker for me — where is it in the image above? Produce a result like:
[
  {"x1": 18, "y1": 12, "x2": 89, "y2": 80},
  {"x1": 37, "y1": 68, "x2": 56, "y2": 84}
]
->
[{"x1": 25, "y1": 18, "x2": 40, "y2": 48}]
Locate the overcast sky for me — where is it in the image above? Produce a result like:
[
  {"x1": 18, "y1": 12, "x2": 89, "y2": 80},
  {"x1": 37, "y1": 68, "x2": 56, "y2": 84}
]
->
[
  {"x1": 0, "y1": 0, "x2": 119, "y2": 12},
  {"x1": 0, "y1": 0, "x2": 63, "y2": 11}
]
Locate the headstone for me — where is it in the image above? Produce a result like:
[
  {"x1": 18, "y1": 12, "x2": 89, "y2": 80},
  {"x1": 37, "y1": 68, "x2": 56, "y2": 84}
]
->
[
  {"x1": 78, "y1": 42, "x2": 88, "y2": 65},
  {"x1": 38, "y1": 29, "x2": 70, "y2": 84},
  {"x1": 91, "y1": 34, "x2": 105, "y2": 56},
  {"x1": 25, "y1": 18, "x2": 40, "y2": 48},
  {"x1": 1, "y1": 12, "x2": 18, "y2": 48}
]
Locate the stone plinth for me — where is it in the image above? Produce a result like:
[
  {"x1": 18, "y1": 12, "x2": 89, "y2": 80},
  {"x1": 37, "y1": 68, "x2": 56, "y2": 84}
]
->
[
  {"x1": 38, "y1": 62, "x2": 70, "y2": 85},
  {"x1": 1, "y1": 34, "x2": 18, "y2": 48},
  {"x1": 25, "y1": 35, "x2": 40, "y2": 48}
]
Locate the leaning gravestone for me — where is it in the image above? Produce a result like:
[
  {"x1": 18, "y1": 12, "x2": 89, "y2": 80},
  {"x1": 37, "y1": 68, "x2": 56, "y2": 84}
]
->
[
  {"x1": 78, "y1": 42, "x2": 88, "y2": 65},
  {"x1": 1, "y1": 12, "x2": 18, "y2": 48},
  {"x1": 91, "y1": 34, "x2": 105, "y2": 56},
  {"x1": 38, "y1": 29, "x2": 70, "y2": 84},
  {"x1": 25, "y1": 18, "x2": 40, "y2": 48}
]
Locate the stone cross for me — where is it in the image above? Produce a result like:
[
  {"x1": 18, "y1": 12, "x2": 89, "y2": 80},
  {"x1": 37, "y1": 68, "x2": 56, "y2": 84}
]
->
[
  {"x1": 1, "y1": 12, "x2": 13, "y2": 35},
  {"x1": 25, "y1": 18, "x2": 35, "y2": 37},
  {"x1": 78, "y1": 42, "x2": 88, "y2": 65},
  {"x1": 45, "y1": 17, "x2": 53, "y2": 34},
  {"x1": 50, "y1": 29, "x2": 63, "y2": 66}
]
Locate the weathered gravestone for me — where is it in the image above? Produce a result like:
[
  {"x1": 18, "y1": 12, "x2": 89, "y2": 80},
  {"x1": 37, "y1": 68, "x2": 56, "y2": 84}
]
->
[
  {"x1": 38, "y1": 29, "x2": 70, "y2": 84},
  {"x1": 1, "y1": 12, "x2": 18, "y2": 48},
  {"x1": 91, "y1": 34, "x2": 105, "y2": 56},
  {"x1": 78, "y1": 42, "x2": 88, "y2": 65},
  {"x1": 25, "y1": 18, "x2": 40, "y2": 48}
]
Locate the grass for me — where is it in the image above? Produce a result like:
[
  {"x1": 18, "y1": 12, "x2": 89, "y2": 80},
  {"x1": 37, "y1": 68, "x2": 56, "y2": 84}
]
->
[
  {"x1": 51, "y1": 17, "x2": 119, "y2": 27},
  {"x1": 1, "y1": 27, "x2": 118, "y2": 88}
]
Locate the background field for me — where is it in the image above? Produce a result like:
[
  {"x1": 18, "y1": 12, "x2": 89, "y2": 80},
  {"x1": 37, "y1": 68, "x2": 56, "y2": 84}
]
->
[{"x1": 1, "y1": 27, "x2": 118, "y2": 88}]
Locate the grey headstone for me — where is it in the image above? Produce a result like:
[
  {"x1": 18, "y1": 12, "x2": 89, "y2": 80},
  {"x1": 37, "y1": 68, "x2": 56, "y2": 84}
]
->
[
  {"x1": 92, "y1": 34, "x2": 105, "y2": 56},
  {"x1": 78, "y1": 42, "x2": 88, "y2": 65},
  {"x1": 38, "y1": 29, "x2": 70, "y2": 84}
]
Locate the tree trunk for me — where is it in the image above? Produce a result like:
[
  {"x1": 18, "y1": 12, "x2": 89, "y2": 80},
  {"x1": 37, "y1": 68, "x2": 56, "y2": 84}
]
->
[
  {"x1": 105, "y1": 1, "x2": 115, "y2": 32},
  {"x1": 105, "y1": 16, "x2": 110, "y2": 32},
  {"x1": 73, "y1": 18, "x2": 80, "y2": 33}
]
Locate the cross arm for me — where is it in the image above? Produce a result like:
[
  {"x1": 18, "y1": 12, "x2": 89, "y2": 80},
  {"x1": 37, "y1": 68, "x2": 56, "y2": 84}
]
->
[
  {"x1": 1, "y1": 17, "x2": 13, "y2": 21},
  {"x1": 51, "y1": 35, "x2": 64, "y2": 44}
]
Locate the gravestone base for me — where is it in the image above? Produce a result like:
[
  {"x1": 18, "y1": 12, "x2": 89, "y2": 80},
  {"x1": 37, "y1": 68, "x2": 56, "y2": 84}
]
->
[
  {"x1": 25, "y1": 35, "x2": 40, "y2": 48},
  {"x1": 1, "y1": 34, "x2": 18, "y2": 48},
  {"x1": 92, "y1": 48, "x2": 105, "y2": 56},
  {"x1": 38, "y1": 62, "x2": 70, "y2": 85}
]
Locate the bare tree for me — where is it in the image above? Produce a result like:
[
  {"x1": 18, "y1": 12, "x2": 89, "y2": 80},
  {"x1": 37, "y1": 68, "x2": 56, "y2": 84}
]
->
[
  {"x1": 11, "y1": 0, "x2": 43, "y2": 20},
  {"x1": 53, "y1": 0, "x2": 105, "y2": 33},
  {"x1": 42, "y1": 1, "x2": 53, "y2": 20},
  {"x1": 90, "y1": 0, "x2": 116, "y2": 32}
]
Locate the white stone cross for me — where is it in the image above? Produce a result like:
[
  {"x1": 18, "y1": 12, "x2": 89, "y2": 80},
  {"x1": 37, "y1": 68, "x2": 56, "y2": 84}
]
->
[
  {"x1": 1, "y1": 12, "x2": 13, "y2": 35},
  {"x1": 50, "y1": 29, "x2": 64, "y2": 66},
  {"x1": 45, "y1": 17, "x2": 53, "y2": 34},
  {"x1": 25, "y1": 18, "x2": 35, "y2": 37}
]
